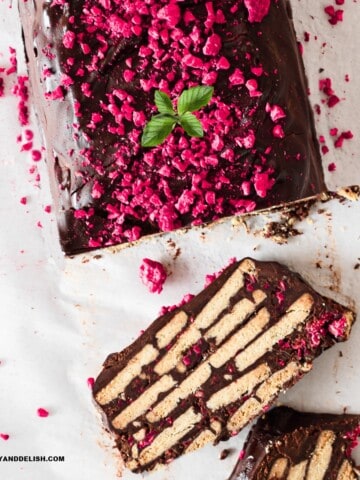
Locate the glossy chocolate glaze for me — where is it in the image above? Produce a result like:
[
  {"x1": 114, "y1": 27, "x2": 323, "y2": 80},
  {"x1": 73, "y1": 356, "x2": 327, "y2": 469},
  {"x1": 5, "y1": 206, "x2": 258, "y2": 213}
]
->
[
  {"x1": 92, "y1": 259, "x2": 354, "y2": 472},
  {"x1": 19, "y1": 0, "x2": 325, "y2": 254},
  {"x1": 228, "y1": 406, "x2": 360, "y2": 480}
]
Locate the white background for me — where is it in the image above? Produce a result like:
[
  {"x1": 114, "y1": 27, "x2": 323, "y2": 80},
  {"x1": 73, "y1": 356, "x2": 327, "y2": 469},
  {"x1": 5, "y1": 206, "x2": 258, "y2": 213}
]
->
[{"x1": 0, "y1": 1, "x2": 359, "y2": 479}]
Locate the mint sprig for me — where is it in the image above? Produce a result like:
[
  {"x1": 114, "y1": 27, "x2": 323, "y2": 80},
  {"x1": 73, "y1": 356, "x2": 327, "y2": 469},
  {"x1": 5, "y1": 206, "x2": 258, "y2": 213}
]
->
[{"x1": 141, "y1": 85, "x2": 214, "y2": 148}]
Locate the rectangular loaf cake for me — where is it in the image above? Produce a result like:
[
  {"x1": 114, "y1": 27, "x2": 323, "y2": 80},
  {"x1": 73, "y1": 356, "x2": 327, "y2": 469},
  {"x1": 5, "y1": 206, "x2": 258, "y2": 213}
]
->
[
  {"x1": 93, "y1": 258, "x2": 355, "y2": 472},
  {"x1": 228, "y1": 406, "x2": 360, "y2": 480},
  {"x1": 19, "y1": 0, "x2": 325, "y2": 254}
]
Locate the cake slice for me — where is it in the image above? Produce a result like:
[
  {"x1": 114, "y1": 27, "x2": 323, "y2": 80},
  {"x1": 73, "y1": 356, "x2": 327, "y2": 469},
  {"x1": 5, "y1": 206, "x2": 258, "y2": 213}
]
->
[
  {"x1": 93, "y1": 258, "x2": 355, "y2": 472},
  {"x1": 19, "y1": 0, "x2": 325, "y2": 254},
  {"x1": 228, "y1": 406, "x2": 360, "y2": 480}
]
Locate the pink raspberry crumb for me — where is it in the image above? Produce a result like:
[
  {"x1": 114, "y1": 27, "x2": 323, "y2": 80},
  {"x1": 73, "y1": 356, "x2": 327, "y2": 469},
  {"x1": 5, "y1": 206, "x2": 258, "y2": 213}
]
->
[
  {"x1": 204, "y1": 258, "x2": 237, "y2": 288},
  {"x1": 272, "y1": 125, "x2": 285, "y2": 139},
  {"x1": 253, "y1": 172, "x2": 275, "y2": 198},
  {"x1": 87, "y1": 377, "x2": 95, "y2": 389},
  {"x1": 238, "y1": 449, "x2": 245, "y2": 460},
  {"x1": 328, "y1": 163, "x2": 336, "y2": 172},
  {"x1": 202, "y1": 34, "x2": 222, "y2": 56},
  {"x1": 244, "y1": 0, "x2": 271, "y2": 23},
  {"x1": 327, "y1": 95, "x2": 340, "y2": 108},
  {"x1": 321, "y1": 145, "x2": 329, "y2": 155},
  {"x1": 20, "y1": 196, "x2": 27, "y2": 205},
  {"x1": 31, "y1": 150, "x2": 42, "y2": 162},
  {"x1": 37, "y1": 408, "x2": 49, "y2": 418},
  {"x1": 0, "y1": 433, "x2": 9, "y2": 441},
  {"x1": 328, "y1": 316, "x2": 348, "y2": 338},
  {"x1": 139, "y1": 258, "x2": 167, "y2": 294},
  {"x1": 324, "y1": 6, "x2": 344, "y2": 25}
]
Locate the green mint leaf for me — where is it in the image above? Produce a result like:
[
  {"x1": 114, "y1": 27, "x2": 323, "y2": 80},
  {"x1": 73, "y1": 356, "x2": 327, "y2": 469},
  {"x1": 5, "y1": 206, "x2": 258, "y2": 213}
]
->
[
  {"x1": 154, "y1": 90, "x2": 175, "y2": 115},
  {"x1": 177, "y1": 85, "x2": 214, "y2": 116},
  {"x1": 179, "y1": 112, "x2": 204, "y2": 138},
  {"x1": 141, "y1": 114, "x2": 176, "y2": 147}
]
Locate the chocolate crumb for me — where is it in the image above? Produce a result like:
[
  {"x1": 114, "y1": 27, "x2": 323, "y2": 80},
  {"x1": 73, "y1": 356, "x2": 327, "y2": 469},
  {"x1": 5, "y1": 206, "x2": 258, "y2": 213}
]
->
[
  {"x1": 220, "y1": 449, "x2": 232, "y2": 460},
  {"x1": 262, "y1": 199, "x2": 316, "y2": 243}
]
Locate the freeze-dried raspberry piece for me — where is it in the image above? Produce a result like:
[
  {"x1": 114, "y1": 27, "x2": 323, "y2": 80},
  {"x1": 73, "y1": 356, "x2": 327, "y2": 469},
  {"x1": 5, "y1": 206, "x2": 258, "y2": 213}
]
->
[
  {"x1": 139, "y1": 258, "x2": 167, "y2": 294},
  {"x1": 244, "y1": 0, "x2": 271, "y2": 23},
  {"x1": 37, "y1": 408, "x2": 49, "y2": 417},
  {"x1": 324, "y1": 6, "x2": 344, "y2": 25}
]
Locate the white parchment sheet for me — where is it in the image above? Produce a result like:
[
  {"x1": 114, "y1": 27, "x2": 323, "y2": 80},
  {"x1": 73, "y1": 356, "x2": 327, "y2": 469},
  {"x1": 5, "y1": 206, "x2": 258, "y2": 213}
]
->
[{"x1": 0, "y1": 1, "x2": 359, "y2": 479}]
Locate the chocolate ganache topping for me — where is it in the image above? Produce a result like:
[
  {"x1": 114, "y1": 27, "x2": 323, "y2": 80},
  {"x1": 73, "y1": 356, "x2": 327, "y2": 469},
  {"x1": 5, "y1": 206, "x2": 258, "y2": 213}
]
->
[{"x1": 20, "y1": 0, "x2": 325, "y2": 254}]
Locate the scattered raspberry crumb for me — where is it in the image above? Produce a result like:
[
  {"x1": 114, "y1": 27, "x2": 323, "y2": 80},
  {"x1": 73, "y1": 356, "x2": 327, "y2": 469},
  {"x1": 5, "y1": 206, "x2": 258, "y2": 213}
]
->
[
  {"x1": 324, "y1": 6, "x2": 344, "y2": 25},
  {"x1": 44, "y1": 86, "x2": 65, "y2": 101},
  {"x1": 44, "y1": 205, "x2": 51, "y2": 213},
  {"x1": 12, "y1": 76, "x2": 29, "y2": 126},
  {"x1": 24, "y1": 129, "x2": 34, "y2": 141},
  {"x1": 238, "y1": 449, "x2": 245, "y2": 460},
  {"x1": 321, "y1": 145, "x2": 329, "y2": 155},
  {"x1": 328, "y1": 162, "x2": 336, "y2": 172},
  {"x1": 0, "y1": 433, "x2": 9, "y2": 441},
  {"x1": 328, "y1": 316, "x2": 348, "y2": 338},
  {"x1": 0, "y1": 77, "x2": 4, "y2": 97},
  {"x1": 37, "y1": 221, "x2": 43, "y2": 228},
  {"x1": 87, "y1": 377, "x2": 95, "y2": 389},
  {"x1": 6, "y1": 47, "x2": 17, "y2": 75},
  {"x1": 37, "y1": 408, "x2": 49, "y2": 418},
  {"x1": 204, "y1": 258, "x2": 237, "y2": 288},
  {"x1": 159, "y1": 293, "x2": 195, "y2": 316},
  {"x1": 139, "y1": 258, "x2": 167, "y2": 294},
  {"x1": 31, "y1": 150, "x2": 42, "y2": 162},
  {"x1": 334, "y1": 130, "x2": 354, "y2": 148},
  {"x1": 20, "y1": 196, "x2": 27, "y2": 205},
  {"x1": 330, "y1": 128, "x2": 338, "y2": 136},
  {"x1": 327, "y1": 95, "x2": 340, "y2": 108},
  {"x1": 21, "y1": 141, "x2": 33, "y2": 152}
]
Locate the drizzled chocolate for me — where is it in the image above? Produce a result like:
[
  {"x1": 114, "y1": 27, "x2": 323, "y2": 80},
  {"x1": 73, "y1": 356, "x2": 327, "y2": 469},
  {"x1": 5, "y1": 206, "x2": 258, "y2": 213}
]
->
[
  {"x1": 228, "y1": 406, "x2": 360, "y2": 480},
  {"x1": 93, "y1": 258, "x2": 354, "y2": 472},
  {"x1": 19, "y1": 0, "x2": 325, "y2": 254}
]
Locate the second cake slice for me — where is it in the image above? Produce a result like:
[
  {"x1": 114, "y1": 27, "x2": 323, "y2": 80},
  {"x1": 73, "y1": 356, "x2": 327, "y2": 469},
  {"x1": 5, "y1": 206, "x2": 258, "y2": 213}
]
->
[{"x1": 93, "y1": 258, "x2": 355, "y2": 472}]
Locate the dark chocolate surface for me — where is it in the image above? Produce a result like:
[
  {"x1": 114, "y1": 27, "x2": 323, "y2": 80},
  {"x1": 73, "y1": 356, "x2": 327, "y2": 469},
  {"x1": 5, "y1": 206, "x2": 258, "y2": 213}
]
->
[
  {"x1": 20, "y1": 0, "x2": 325, "y2": 254},
  {"x1": 93, "y1": 258, "x2": 354, "y2": 472},
  {"x1": 228, "y1": 406, "x2": 360, "y2": 480}
]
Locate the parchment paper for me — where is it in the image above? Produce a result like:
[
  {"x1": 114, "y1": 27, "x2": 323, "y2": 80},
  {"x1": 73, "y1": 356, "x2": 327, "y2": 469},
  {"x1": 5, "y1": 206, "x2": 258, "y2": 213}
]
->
[{"x1": 0, "y1": 1, "x2": 359, "y2": 479}]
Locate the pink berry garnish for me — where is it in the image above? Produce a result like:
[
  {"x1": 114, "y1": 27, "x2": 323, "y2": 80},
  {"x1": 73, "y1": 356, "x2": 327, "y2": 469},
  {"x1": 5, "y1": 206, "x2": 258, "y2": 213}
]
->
[
  {"x1": 87, "y1": 377, "x2": 95, "y2": 389},
  {"x1": 37, "y1": 408, "x2": 49, "y2": 418},
  {"x1": 0, "y1": 433, "x2": 9, "y2": 440},
  {"x1": 139, "y1": 258, "x2": 167, "y2": 294}
]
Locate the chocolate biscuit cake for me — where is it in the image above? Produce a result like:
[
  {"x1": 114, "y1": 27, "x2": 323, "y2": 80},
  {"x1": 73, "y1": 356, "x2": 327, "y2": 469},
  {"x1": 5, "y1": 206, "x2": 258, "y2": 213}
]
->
[
  {"x1": 228, "y1": 406, "x2": 360, "y2": 480},
  {"x1": 93, "y1": 258, "x2": 355, "y2": 472},
  {"x1": 19, "y1": 0, "x2": 325, "y2": 254}
]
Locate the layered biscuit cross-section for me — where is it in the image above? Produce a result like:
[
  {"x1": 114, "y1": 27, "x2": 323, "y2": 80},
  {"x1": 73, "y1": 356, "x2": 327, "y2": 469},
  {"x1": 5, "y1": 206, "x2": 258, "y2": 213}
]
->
[
  {"x1": 228, "y1": 406, "x2": 360, "y2": 480},
  {"x1": 93, "y1": 259, "x2": 355, "y2": 472}
]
